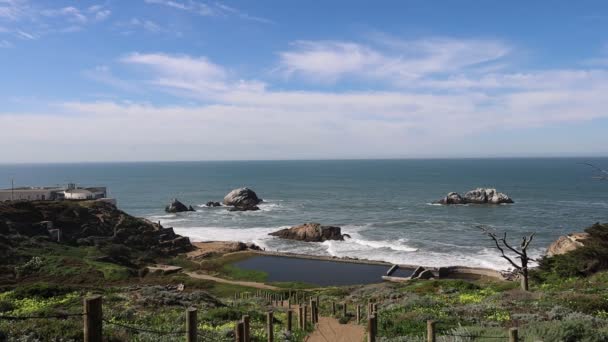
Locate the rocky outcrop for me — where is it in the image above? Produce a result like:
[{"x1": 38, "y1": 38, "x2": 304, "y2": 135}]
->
[
  {"x1": 205, "y1": 201, "x2": 221, "y2": 207},
  {"x1": 547, "y1": 233, "x2": 590, "y2": 257},
  {"x1": 165, "y1": 199, "x2": 195, "y2": 213},
  {"x1": 187, "y1": 241, "x2": 262, "y2": 260},
  {"x1": 0, "y1": 200, "x2": 193, "y2": 256},
  {"x1": 269, "y1": 223, "x2": 347, "y2": 242},
  {"x1": 223, "y1": 188, "x2": 262, "y2": 211},
  {"x1": 436, "y1": 188, "x2": 513, "y2": 205}
]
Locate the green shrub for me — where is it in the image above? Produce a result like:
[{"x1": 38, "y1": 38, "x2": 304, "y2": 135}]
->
[{"x1": 536, "y1": 223, "x2": 608, "y2": 279}]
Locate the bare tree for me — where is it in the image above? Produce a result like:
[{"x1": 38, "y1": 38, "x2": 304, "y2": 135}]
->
[{"x1": 480, "y1": 227, "x2": 535, "y2": 291}]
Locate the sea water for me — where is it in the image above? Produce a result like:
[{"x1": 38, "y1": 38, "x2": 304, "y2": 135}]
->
[{"x1": 1, "y1": 158, "x2": 606, "y2": 270}]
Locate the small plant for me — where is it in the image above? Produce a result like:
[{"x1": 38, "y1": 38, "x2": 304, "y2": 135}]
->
[{"x1": 15, "y1": 257, "x2": 43, "y2": 278}]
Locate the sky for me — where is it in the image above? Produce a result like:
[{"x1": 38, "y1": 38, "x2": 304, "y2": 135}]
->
[{"x1": 1, "y1": 0, "x2": 608, "y2": 163}]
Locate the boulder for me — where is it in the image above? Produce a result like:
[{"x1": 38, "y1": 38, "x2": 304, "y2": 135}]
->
[
  {"x1": 269, "y1": 223, "x2": 346, "y2": 242},
  {"x1": 435, "y1": 188, "x2": 513, "y2": 205},
  {"x1": 206, "y1": 201, "x2": 221, "y2": 207},
  {"x1": 547, "y1": 233, "x2": 590, "y2": 257},
  {"x1": 165, "y1": 199, "x2": 195, "y2": 213},
  {"x1": 223, "y1": 188, "x2": 262, "y2": 208}
]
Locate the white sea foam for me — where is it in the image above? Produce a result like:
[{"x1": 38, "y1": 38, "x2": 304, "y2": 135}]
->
[{"x1": 163, "y1": 220, "x2": 543, "y2": 271}]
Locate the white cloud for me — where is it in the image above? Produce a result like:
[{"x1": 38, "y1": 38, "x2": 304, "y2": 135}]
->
[
  {"x1": 278, "y1": 38, "x2": 510, "y2": 85},
  {"x1": 0, "y1": 0, "x2": 27, "y2": 21},
  {"x1": 41, "y1": 6, "x2": 87, "y2": 24},
  {"x1": 115, "y1": 18, "x2": 174, "y2": 35},
  {"x1": 143, "y1": 0, "x2": 272, "y2": 23},
  {"x1": 0, "y1": 38, "x2": 11, "y2": 47},
  {"x1": 122, "y1": 52, "x2": 266, "y2": 96}
]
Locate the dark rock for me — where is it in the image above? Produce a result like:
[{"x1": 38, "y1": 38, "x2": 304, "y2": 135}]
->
[
  {"x1": 269, "y1": 223, "x2": 347, "y2": 242},
  {"x1": 437, "y1": 192, "x2": 465, "y2": 205},
  {"x1": 223, "y1": 188, "x2": 262, "y2": 207},
  {"x1": 205, "y1": 201, "x2": 221, "y2": 207},
  {"x1": 245, "y1": 242, "x2": 262, "y2": 250},
  {"x1": 165, "y1": 199, "x2": 194, "y2": 213}
]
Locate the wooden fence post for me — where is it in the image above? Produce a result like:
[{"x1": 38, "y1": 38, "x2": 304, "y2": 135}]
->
[
  {"x1": 311, "y1": 300, "x2": 317, "y2": 324},
  {"x1": 267, "y1": 311, "x2": 274, "y2": 342},
  {"x1": 242, "y1": 315, "x2": 250, "y2": 342},
  {"x1": 298, "y1": 305, "x2": 304, "y2": 329},
  {"x1": 367, "y1": 314, "x2": 376, "y2": 342},
  {"x1": 186, "y1": 308, "x2": 197, "y2": 342},
  {"x1": 343, "y1": 302, "x2": 347, "y2": 317},
  {"x1": 287, "y1": 310, "x2": 293, "y2": 332},
  {"x1": 235, "y1": 321, "x2": 245, "y2": 342},
  {"x1": 303, "y1": 305, "x2": 308, "y2": 329},
  {"x1": 372, "y1": 303, "x2": 378, "y2": 315},
  {"x1": 84, "y1": 295, "x2": 102, "y2": 342},
  {"x1": 356, "y1": 305, "x2": 361, "y2": 323},
  {"x1": 509, "y1": 328, "x2": 519, "y2": 342},
  {"x1": 332, "y1": 302, "x2": 336, "y2": 316},
  {"x1": 427, "y1": 320, "x2": 436, "y2": 342}
]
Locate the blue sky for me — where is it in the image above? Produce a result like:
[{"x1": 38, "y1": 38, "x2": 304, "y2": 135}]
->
[{"x1": 1, "y1": 0, "x2": 608, "y2": 162}]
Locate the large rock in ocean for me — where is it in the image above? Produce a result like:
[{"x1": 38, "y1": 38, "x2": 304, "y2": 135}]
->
[
  {"x1": 165, "y1": 199, "x2": 195, "y2": 213},
  {"x1": 436, "y1": 188, "x2": 513, "y2": 205},
  {"x1": 547, "y1": 232, "x2": 590, "y2": 257},
  {"x1": 269, "y1": 223, "x2": 348, "y2": 242},
  {"x1": 223, "y1": 188, "x2": 262, "y2": 211}
]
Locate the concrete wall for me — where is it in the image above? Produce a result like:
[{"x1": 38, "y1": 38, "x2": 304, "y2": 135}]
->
[{"x1": 0, "y1": 189, "x2": 58, "y2": 202}]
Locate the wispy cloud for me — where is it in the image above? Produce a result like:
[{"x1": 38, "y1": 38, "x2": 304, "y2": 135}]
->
[
  {"x1": 143, "y1": 0, "x2": 272, "y2": 23},
  {"x1": 0, "y1": 1, "x2": 110, "y2": 46},
  {"x1": 278, "y1": 37, "x2": 510, "y2": 85},
  {"x1": 0, "y1": 38, "x2": 11, "y2": 47},
  {"x1": 122, "y1": 52, "x2": 265, "y2": 96},
  {"x1": 115, "y1": 18, "x2": 177, "y2": 35}
]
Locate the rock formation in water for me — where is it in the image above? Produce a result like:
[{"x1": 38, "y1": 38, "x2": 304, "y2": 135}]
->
[
  {"x1": 223, "y1": 187, "x2": 262, "y2": 211},
  {"x1": 205, "y1": 201, "x2": 221, "y2": 207},
  {"x1": 436, "y1": 188, "x2": 513, "y2": 205},
  {"x1": 269, "y1": 222, "x2": 348, "y2": 242},
  {"x1": 165, "y1": 198, "x2": 195, "y2": 213}
]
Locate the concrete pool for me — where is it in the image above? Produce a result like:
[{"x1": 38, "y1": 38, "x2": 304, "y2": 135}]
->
[{"x1": 232, "y1": 255, "x2": 414, "y2": 286}]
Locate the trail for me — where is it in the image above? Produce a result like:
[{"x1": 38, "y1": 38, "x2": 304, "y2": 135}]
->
[
  {"x1": 275, "y1": 301, "x2": 365, "y2": 342},
  {"x1": 304, "y1": 316, "x2": 365, "y2": 342},
  {"x1": 185, "y1": 272, "x2": 280, "y2": 290}
]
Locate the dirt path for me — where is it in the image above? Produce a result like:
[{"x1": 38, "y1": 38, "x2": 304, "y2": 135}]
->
[
  {"x1": 274, "y1": 301, "x2": 365, "y2": 342},
  {"x1": 304, "y1": 316, "x2": 366, "y2": 342},
  {"x1": 185, "y1": 272, "x2": 280, "y2": 290}
]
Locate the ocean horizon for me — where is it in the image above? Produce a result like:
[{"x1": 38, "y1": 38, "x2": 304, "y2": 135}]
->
[{"x1": 1, "y1": 157, "x2": 606, "y2": 270}]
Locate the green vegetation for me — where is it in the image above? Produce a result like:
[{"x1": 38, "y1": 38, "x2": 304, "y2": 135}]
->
[{"x1": 536, "y1": 222, "x2": 608, "y2": 279}]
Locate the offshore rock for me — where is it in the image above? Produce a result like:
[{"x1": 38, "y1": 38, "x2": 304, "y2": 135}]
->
[
  {"x1": 269, "y1": 223, "x2": 346, "y2": 242},
  {"x1": 165, "y1": 199, "x2": 195, "y2": 213},
  {"x1": 436, "y1": 188, "x2": 513, "y2": 205},
  {"x1": 223, "y1": 188, "x2": 262, "y2": 208}
]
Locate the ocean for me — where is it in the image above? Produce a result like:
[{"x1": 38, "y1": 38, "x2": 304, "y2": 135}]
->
[{"x1": 1, "y1": 158, "x2": 606, "y2": 270}]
